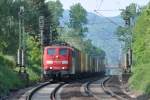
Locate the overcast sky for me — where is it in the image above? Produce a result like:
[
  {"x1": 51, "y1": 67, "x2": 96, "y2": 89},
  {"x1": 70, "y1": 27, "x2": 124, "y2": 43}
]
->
[{"x1": 48, "y1": 0, "x2": 149, "y2": 17}]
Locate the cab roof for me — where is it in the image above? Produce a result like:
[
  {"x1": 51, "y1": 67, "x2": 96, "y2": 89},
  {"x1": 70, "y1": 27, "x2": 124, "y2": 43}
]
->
[{"x1": 45, "y1": 46, "x2": 73, "y2": 50}]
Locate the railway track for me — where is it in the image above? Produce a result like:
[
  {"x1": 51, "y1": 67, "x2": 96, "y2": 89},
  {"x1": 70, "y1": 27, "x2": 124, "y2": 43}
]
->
[
  {"x1": 83, "y1": 77, "x2": 116, "y2": 100},
  {"x1": 102, "y1": 76, "x2": 134, "y2": 100},
  {"x1": 26, "y1": 80, "x2": 66, "y2": 100},
  {"x1": 26, "y1": 81, "x2": 51, "y2": 100},
  {"x1": 82, "y1": 76, "x2": 134, "y2": 100},
  {"x1": 23, "y1": 76, "x2": 133, "y2": 100},
  {"x1": 50, "y1": 82, "x2": 66, "y2": 100}
]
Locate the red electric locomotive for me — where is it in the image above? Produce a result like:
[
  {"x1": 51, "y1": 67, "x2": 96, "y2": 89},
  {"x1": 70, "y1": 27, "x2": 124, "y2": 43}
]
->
[
  {"x1": 42, "y1": 45, "x2": 76, "y2": 78},
  {"x1": 42, "y1": 44, "x2": 105, "y2": 79}
]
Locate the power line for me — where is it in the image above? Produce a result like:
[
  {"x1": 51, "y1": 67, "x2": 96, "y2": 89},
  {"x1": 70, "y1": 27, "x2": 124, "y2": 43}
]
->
[
  {"x1": 87, "y1": 21, "x2": 122, "y2": 25},
  {"x1": 94, "y1": 0, "x2": 123, "y2": 27},
  {"x1": 91, "y1": 0, "x2": 123, "y2": 37},
  {"x1": 94, "y1": 9, "x2": 121, "y2": 12},
  {"x1": 94, "y1": 10, "x2": 122, "y2": 27},
  {"x1": 97, "y1": 0, "x2": 104, "y2": 10},
  {"x1": 89, "y1": 0, "x2": 104, "y2": 34}
]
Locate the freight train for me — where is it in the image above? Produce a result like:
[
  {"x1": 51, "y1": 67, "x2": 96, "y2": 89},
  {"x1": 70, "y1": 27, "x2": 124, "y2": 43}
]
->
[{"x1": 41, "y1": 44, "x2": 105, "y2": 79}]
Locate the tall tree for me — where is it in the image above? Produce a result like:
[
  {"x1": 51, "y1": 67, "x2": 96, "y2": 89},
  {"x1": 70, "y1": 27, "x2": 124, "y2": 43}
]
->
[
  {"x1": 47, "y1": 0, "x2": 63, "y2": 41},
  {"x1": 121, "y1": 3, "x2": 137, "y2": 26},
  {"x1": 0, "y1": 0, "x2": 64, "y2": 53},
  {"x1": 116, "y1": 3, "x2": 138, "y2": 52},
  {"x1": 69, "y1": 3, "x2": 88, "y2": 37},
  {"x1": 0, "y1": 0, "x2": 20, "y2": 54},
  {"x1": 60, "y1": 3, "x2": 104, "y2": 56}
]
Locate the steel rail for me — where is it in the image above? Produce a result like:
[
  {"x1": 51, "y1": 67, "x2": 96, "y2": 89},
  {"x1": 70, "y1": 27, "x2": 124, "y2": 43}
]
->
[
  {"x1": 102, "y1": 76, "x2": 133, "y2": 100},
  {"x1": 50, "y1": 82, "x2": 66, "y2": 100},
  {"x1": 84, "y1": 77, "x2": 111, "y2": 100},
  {"x1": 26, "y1": 81, "x2": 53, "y2": 100}
]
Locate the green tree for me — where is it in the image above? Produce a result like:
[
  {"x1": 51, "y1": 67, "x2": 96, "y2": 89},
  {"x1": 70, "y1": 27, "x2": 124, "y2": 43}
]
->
[
  {"x1": 47, "y1": 0, "x2": 64, "y2": 41},
  {"x1": 59, "y1": 3, "x2": 105, "y2": 57},
  {"x1": 0, "y1": 0, "x2": 20, "y2": 54},
  {"x1": 116, "y1": 3, "x2": 138, "y2": 52},
  {"x1": 69, "y1": 3, "x2": 88, "y2": 37},
  {"x1": 129, "y1": 5, "x2": 150, "y2": 94},
  {"x1": 47, "y1": 0, "x2": 63, "y2": 25},
  {"x1": 59, "y1": 28, "x2": 84, "y2": 50},
  {"x1": 121, "y1": 3, "x2": 137, "y2": 24}
]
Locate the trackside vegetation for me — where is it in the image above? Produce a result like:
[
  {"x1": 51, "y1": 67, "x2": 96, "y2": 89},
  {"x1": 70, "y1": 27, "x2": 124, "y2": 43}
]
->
[
  {"x1": 129, "y1": 6, "x2": 150, "y2": 95},
  {"x1": 0, "y1": 54, "x2": 23, "y2": 97},
  {"x1": 0, "y1": 0, "x2": 64, "y2": 97},
  {"x1": 116, "y1": 3, "x2": 150, "y2": 95}
]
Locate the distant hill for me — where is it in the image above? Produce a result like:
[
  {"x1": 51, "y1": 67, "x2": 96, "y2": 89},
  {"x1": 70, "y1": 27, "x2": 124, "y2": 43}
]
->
[{"x1": 60, "y1": 10, "x2": 124, "y2": 65}]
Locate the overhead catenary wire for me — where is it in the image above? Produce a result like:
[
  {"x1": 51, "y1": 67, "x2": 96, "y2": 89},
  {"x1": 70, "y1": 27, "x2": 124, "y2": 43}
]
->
[
  {"x1": 87, "y1": 21, "x2": 122, "y2": 25},
  {"x1": 94, "y1": 0, "x2": 123, "y2": 27},
  {"x1": 94, "y1": 10, "x2": 123, "y2": 27},
  {"x1": 94, "y1": 9, "x2": 121, "y2": 12},
  {"x1": 89, "y1": 0, "x2": 123, "y2": 36},
  {"x1": 91, "y1": 0, "x2": 122, "y2": 47},
  {"x1": 60, "y1": 0, "x2": 123, "y2": 43},
  {"x1": 97, "y1": 0, "x2": 104, "y2": 10},
  {"x1": 90, "y1": 0, "x2": 104, "y2": 27}
]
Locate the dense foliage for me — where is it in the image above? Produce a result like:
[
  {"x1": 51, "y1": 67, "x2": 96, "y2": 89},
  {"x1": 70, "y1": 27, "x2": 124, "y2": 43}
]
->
[
  {"x1": 129, "y1": 6, "x2": 150, "y2": 94},
  {"x1": 0, "y1": 54, "x2": 24, "y2": 97},
  {"x1": 116, "y1": 3, "x2": 137, "y2": 52},
  {"x1": 0, "y1": 0, "x2": 64, "y2": 97},
  {"x1": 116, "y1": 3, "x2": 150, "y2": 95}
]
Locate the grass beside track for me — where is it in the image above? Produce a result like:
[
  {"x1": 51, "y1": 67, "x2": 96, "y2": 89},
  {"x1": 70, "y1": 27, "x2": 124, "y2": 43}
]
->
[
  {"x1": 129, "y1": 64, "x2": 150, "y2": 95},
  {"x1": 0, "y1": 54, "x2": 24, "y2": 97},
  {"x1": 0, "y1": 54, "x2": 41, "y2": 98}
]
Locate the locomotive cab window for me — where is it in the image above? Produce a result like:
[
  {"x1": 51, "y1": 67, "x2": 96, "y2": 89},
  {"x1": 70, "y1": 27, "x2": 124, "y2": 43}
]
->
[
  {"x1": 47, "y1": 48, "x2": 56, "y2": 55},
  {"x1": 59, "y1": 48, "x2": 68, "y2": 55}
]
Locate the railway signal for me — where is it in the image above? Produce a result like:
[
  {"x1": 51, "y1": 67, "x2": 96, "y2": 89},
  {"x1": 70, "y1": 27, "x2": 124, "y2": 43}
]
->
[
  {"x1": 39, "y1": 15, "x2": 45, "y2": 80},
  {"x1": 17, "y1": 6, "x2": 25, "y2": 67},
  {"x1": 39, "y1": 16, "x2": 44, "y2": 46},
  {"x1": 17, "y1": 6, "x2": 28, "y2": 82}
]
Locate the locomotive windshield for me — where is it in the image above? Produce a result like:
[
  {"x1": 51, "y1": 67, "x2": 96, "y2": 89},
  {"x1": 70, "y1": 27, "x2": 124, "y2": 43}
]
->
[
  {"x1": 59, "y1": 48, "x2": 68, "y2": 55},
  {"x1": 47, "y1": 48, "x2": 56, "y2": 55}
]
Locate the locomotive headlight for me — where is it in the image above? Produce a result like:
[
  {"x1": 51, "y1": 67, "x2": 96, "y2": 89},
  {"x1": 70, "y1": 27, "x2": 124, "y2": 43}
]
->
[
  {"x1": 62, "y1": 61, "x2": 68, "y2": 64},
  {"x1": 50, "y1": 67, "x2": 53, "y2": 69},
  {"x1": 46, "y1": 61, "x2": 53, "y2": 64}
]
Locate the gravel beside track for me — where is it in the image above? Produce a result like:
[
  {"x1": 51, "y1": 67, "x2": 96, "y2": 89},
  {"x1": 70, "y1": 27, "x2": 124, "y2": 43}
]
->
[{"x1": 104, "y1": 76, "x2": 135, "y2": 100}]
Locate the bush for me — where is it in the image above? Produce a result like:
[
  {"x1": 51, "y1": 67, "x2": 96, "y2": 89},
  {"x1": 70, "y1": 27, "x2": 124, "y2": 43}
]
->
[
  {"x1": 129, "y1": 64, "x2": 150, "y2": 94},
  {"x1": 0, "y1": 36, "x2": 42, "y2": 97},
  {"x1": 26, "y1": 36, "x2": 41, "y2": 82},
  {"x1": 131, "y1": 5, "x2": 150, "y2": 95},
  {"x1": 0, "y1": 54, "x2": 24, "y2": 97}
]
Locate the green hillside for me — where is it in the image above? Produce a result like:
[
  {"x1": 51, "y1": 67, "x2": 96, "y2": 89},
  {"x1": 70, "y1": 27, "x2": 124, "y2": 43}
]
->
[{"x1": 129, "y1": 6, "x2": 150, "y2": 94}]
